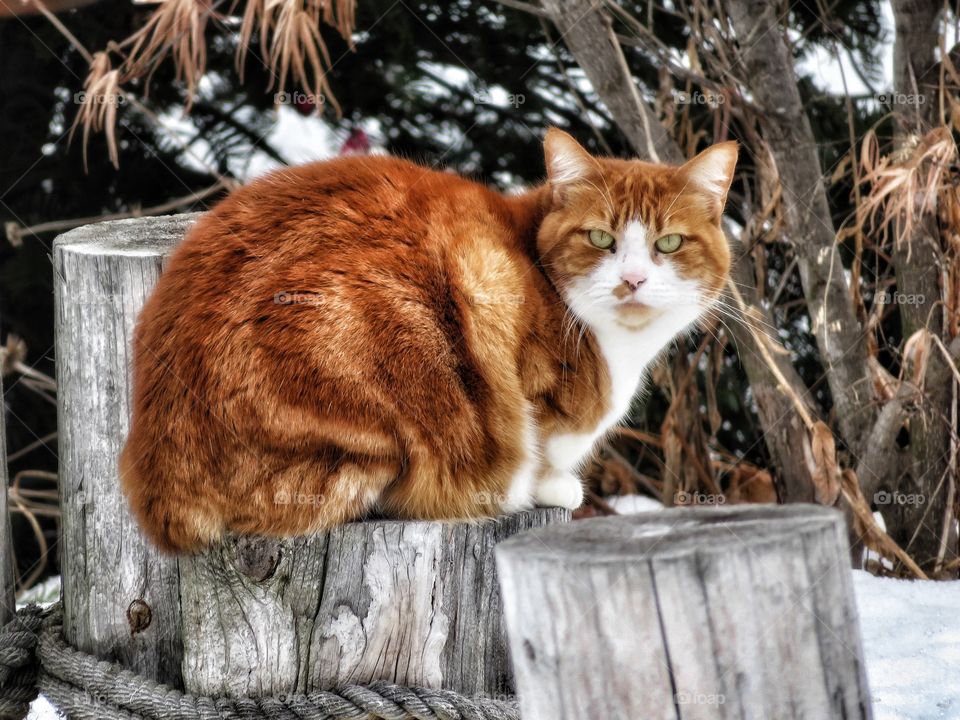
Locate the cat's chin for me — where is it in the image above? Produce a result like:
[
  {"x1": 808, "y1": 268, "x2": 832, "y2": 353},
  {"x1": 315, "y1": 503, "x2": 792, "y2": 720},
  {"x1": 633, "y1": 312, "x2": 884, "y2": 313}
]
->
[{"x1": 612, "y1": 301, "x2": 660, "y2": 330}]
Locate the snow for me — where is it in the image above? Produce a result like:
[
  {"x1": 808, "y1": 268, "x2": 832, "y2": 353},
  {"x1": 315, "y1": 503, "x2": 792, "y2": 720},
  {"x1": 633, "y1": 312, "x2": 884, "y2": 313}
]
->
[
  {"x1": 23, "y1": 498, "x2": 960, "y2": 718},
  {"x1": 854, "y1": 572, "x2": 960, "y2": 720}
]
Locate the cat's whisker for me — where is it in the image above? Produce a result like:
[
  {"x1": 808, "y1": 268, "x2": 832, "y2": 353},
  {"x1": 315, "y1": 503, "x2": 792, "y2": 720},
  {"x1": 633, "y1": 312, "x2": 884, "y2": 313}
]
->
[{"x1": 709, "y1": 302, "x2": 783, "y2": 338}]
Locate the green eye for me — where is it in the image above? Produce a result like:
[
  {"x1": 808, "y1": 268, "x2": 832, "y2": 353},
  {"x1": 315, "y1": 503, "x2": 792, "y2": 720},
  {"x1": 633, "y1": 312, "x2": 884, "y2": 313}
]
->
[
  {"x1": 589, "y1": 229, "x2": 615, "y2": 250},
  {"x1": 655, "y1": 233, "x2": 683, "y2": 253}
]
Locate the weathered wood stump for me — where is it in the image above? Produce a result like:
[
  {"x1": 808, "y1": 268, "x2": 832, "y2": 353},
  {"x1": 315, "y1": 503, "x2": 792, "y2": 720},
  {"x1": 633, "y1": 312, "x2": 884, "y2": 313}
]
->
[
  {"x1": 0, "y1": 375, "x2": 15, "y2": 626},
  {"x1": 55, "y1": 215, "x2": 198, "y2": 686},
  {"x1": 180, "y1": 512, "x2": 566, "y2": 698},
  {"x1": 496, "y1": 505, "x2": 873, "y2": 720},
  {"x1": 54, "y1": 214, "x2": 569, "y2": 698}
]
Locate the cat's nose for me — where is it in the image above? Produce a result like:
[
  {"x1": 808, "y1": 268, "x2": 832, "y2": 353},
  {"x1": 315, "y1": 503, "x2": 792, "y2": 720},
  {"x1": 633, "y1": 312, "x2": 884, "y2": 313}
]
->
[{"x1": 621, "y1": 271, "x2": 647, "y2": 291}]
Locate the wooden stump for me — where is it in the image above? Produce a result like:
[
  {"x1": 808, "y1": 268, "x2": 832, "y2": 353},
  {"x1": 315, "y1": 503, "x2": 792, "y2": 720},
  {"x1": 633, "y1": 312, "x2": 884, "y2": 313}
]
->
[
  {"x1": 180, "y1": 510, "x2": 567, "y2": 698},
  {"x1": 54, "y1": 213, "x2": 570, "y2": 697},
  {"x1": 496, "y1": 505, "x2": 873, "y2": 720},
  {"x1": 54, "y1": 215, "x2": 199, "y2": 685},
  {"x1": 0, "y1": 375, "x2": 15, "y2": 626}
]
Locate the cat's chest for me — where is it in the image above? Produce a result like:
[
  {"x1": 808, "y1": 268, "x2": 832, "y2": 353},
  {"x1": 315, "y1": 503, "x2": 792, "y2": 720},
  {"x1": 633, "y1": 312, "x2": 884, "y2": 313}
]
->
[{"x1": 541, "y1": 326, "x2": 662, "y2": 473}]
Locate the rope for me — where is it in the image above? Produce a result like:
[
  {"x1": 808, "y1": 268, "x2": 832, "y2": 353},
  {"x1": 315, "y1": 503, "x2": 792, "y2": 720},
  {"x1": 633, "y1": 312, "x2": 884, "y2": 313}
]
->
[{"x1": 0, "y1": 604, "x2": 519, "y2": 720}]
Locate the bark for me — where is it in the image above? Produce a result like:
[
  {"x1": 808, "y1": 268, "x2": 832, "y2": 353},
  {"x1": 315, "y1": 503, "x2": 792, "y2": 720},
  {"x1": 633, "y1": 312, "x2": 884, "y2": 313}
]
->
[
  {"x1": 539, "y1": 0, "x2": 820, "y2": 501},
  {"x1": 887, "y1": 0, "x2": 956, "y2": 573},
  {"x1": 538, "y1": 0, "x2": 681, "y2": 164},
  {"x1": 725, "y1": 0, "x2": 875, "y2": 455}
]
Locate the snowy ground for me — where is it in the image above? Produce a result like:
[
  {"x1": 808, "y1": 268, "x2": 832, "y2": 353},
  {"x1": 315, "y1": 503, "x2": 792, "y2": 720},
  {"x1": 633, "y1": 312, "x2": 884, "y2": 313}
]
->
[{"x1": 24, "y1": 498, "x2": 960, "y2": 719}]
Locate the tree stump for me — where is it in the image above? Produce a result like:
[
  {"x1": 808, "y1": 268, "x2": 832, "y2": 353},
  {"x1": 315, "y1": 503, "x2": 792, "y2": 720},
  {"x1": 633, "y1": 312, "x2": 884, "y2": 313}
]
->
[
  {"x1": 496, "y1": 505, "x2": 873, "y2": 720},
  {"x1": 180, "y1": 511, "x2": 566, "y2": 698},
  {"x1": 55, "y1": 213, "x2": 199, "y2": 686},
  {"x1": 53, "y1": 213, "x2": 569, "y2": 697}
]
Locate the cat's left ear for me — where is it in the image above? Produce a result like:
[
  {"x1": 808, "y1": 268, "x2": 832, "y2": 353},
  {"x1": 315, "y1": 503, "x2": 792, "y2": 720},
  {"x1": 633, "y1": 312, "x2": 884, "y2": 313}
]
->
[
  {"x1": 544, "y1": 128, "x2": 597, "y2": 187},
  {"x1": 680, "y1": 141, "x2": 739, "y2": 218}
]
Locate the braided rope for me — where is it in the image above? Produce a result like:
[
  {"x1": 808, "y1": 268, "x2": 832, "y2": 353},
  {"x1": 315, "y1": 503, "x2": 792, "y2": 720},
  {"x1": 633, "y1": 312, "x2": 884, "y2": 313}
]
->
[
  {"x1": 0, "y1": 605, "x2": 519, "y2": 720},
  {"x1": 0, "y1": 606, "x2": 42, "y2": 719}
]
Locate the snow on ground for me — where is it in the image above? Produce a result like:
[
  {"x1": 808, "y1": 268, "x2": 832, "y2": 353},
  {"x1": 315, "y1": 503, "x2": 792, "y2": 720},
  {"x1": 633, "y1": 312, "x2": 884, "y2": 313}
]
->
[
  {"x1": 23, "y1": 498, "x2": 960, "y2": 719},
  {"x1": 854, "y1": 572, "x2": 960, "y2": 720}
]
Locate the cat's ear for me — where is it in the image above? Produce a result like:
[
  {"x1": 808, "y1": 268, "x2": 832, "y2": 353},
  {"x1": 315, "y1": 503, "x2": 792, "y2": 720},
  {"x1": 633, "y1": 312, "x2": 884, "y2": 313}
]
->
[
  {"x1": 544, "y1": 128, "x2": 596, "y2": 187},
  {"x1": 680, "y1": 141, "x2": 739, "y2": 215}
]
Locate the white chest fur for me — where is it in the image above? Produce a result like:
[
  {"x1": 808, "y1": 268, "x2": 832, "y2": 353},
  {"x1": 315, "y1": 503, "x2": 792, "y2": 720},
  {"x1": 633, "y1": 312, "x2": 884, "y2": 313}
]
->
[{"x1": 543, "y1": 313, "x2": 695, "y2": 474}]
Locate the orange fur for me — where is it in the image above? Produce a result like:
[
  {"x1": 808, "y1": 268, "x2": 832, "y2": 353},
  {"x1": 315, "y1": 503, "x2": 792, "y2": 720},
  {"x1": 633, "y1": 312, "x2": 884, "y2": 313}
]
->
[{"x1": 120, "y1": 130, "x2": 736, "y2": 552}]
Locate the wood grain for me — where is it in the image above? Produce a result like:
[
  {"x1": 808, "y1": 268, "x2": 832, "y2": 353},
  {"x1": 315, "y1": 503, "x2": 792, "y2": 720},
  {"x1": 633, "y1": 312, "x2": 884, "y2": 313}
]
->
[
  {"x1": 180, "y1": 509, "x2": 569, "y2": 697},
  {"x1": 54, "y1": 215, "x2": 199, "y2": 685},
  {"x1": 497, "y1": 505, "x2": 873, "y2": 720}
]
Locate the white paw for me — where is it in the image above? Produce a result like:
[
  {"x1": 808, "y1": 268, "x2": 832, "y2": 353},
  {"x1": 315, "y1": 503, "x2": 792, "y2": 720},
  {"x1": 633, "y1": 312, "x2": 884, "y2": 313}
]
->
[{"x1": 534, "y1": 473, "x2": 584, "y2": 510}]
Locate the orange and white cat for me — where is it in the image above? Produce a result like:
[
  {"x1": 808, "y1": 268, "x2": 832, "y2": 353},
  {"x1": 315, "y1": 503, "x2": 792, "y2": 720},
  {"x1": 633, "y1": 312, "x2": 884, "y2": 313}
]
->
[{"x1": 119, "y1": 129, "x2": 736, "y2": 552}]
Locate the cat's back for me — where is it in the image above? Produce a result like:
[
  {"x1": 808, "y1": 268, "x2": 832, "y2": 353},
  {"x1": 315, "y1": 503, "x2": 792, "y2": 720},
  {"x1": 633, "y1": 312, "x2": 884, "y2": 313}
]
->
[
  {"x1": 182, "y1": 154, "x2": 512, "y2": 258},
  {"x1": 134, "y1": 154, "x2": 535, "y2": 377}
]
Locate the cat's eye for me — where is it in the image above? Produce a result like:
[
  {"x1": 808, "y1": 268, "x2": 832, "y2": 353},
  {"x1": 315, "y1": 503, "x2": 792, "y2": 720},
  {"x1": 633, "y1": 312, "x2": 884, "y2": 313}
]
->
[
  {"x1": 589, "y1": 229, "x2": 615, "y2": 250},
  {"x1": 655, "y1": 233, "x2": 683, "y2": 254}
]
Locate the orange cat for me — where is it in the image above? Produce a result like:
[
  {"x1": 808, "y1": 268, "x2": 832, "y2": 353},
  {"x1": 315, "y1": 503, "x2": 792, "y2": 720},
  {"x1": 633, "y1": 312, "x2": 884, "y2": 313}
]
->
[{"x1": 119, "y1": 129, "x2": 736, "y2": 552}]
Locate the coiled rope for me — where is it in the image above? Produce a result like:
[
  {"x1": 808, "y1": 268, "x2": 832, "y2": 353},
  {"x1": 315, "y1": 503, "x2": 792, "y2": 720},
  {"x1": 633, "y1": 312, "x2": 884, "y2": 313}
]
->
[{"x1": 0, "y1": 605, "x2": 520, "y2": 720}]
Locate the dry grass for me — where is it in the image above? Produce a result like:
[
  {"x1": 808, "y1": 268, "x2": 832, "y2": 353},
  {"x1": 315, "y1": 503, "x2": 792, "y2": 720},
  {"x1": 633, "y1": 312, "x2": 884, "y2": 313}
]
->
[
  {"x1": 237, "y1": 0, "x2": 354, "y2": 114},
  {"x1": 60, "y1": 0, "x2": 358, "y2": 165},
  {"x1": 69, "y1": 52, "x2": 123, "y2": 169},
  {"x1": 858, "y1": 127, "x2": 958, "y2": 253},
  {"x1": 122, "y1": 0, "x2": 214, "y2": 109}
]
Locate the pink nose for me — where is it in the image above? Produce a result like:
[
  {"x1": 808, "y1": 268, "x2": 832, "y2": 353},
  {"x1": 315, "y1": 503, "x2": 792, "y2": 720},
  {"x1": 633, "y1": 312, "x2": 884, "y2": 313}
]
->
[{"x1": 621, "y1": 271, "x2": 647, "y2": 291}]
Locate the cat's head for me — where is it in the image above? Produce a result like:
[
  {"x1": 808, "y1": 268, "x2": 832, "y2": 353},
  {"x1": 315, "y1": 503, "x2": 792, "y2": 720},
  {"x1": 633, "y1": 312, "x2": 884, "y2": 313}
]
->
[{"x1": 537, "y1": 128, "x2": 737, "y2": 334}]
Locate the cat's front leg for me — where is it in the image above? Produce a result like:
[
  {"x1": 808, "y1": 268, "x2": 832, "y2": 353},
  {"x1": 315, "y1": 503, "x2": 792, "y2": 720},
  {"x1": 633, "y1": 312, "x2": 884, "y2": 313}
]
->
[
  {"x1": 534, "y1": 470, "x2": 585, "y2": 509},
  {"x1": 530, "y1": 430, "x2": 598, "y2": 510}
]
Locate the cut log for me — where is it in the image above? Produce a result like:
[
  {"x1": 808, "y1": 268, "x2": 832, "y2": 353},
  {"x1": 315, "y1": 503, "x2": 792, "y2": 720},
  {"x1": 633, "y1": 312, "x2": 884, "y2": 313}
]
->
[
  {"x1": 54, "y1": 215, "x2": 200, "y2": 686},
  {"x1": 180, "y1": 510, "x2": 568, "y2": 698},
  {"x1": 54, "y1": 213, "x2": 569, "y2": 698},
  {"x1": 0, "y1": 375, "x2": 14, "y2": 627},
  {"x1": 497, "y1": 505, "x2": 873, "y2": 720}
]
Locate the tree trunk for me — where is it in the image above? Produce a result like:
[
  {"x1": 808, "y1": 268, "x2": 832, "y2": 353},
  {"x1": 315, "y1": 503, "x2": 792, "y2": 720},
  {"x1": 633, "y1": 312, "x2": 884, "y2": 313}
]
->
[
  {"x1": 497, "y1": 506, "x2": 873, "y2": 720},
  {"x1": 887, "y1": 0, "x2": 956, "y2": 574},
  {"x1": 179, "y1": 510, "x2": 567, "y2": 698},
  {"x1": 724, "y1": 0, "x2": 874, "y2": 455}
]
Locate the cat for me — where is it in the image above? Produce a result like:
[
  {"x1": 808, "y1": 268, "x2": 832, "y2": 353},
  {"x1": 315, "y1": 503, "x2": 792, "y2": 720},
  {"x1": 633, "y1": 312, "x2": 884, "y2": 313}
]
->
[{"x1": 119, "y1": 128, "x2": 736, "y2": 553}]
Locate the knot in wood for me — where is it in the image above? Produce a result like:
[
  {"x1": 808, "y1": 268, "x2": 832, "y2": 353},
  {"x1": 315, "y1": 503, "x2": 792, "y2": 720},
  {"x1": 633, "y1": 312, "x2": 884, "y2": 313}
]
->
[
  {"x1": 231, "y1": 536, "x2": 282, "y2": 581},
  {"x1": 126, "y1": 598, "x2": 152, "y2": 636}
]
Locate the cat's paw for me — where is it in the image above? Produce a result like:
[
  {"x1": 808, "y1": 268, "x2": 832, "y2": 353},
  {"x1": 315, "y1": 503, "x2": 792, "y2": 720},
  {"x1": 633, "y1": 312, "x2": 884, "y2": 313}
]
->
[{"x1": 534, "y1": 473, "x2": 584, "y2": 510}]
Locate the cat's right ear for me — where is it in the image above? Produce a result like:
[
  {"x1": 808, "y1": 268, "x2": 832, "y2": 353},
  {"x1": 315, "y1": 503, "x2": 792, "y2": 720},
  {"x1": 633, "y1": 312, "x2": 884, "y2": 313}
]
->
[{"x1": 544, "y1": 128, "x2": 596, "y2": 191}]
